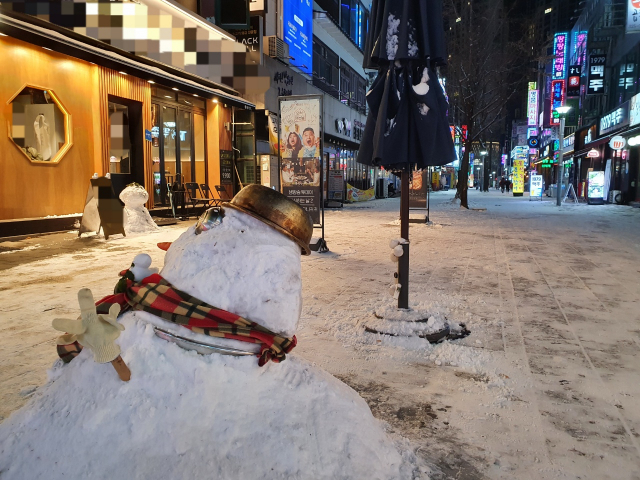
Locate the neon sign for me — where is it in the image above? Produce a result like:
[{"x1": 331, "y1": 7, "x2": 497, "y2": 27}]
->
[
  {"x1": 574, "y1": 31, "x2": 587, "y2": 65},
  {"x1": 553, "y1": 33, "x2": 568, "y2": 79},
  {"x1": 528, "y1": 89, "x2": 539, "y2": 126},
  {"x1": 550, "y1": 80, "x2": 565, "y2": 125}
]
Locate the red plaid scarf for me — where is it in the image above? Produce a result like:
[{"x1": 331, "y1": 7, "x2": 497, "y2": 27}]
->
[{"x1": 59, "y1": 274, "x2": 296, "y2": 366}]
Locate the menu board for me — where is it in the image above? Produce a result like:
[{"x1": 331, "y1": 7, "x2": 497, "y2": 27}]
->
[
  {"x1": 328, "y1": 171, "x2": 344, "y2": 200},
  {"x1": 512, "y1": 160, "x2": 525, "y2": 195},
  {"x1": 587, "y1": 171, "x2": 605, "y2": 200},
  {"x1": 220, "y1": 150, "x2": 233, "y2": 185},
  {"x1": 530, "y1": 174, "x2": 543, "y2": 198}
]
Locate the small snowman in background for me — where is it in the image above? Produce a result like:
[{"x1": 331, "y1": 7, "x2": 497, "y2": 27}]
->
[{"x1": 119, "y1": 183, "x2": 159, "y2": 235}]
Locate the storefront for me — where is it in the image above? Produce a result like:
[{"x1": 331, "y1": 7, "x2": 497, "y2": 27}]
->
[
  {"x1": 573, "y1": 124, "x2": 602, "y2": 199},
  {"x1": 0, "y1": 3, "x2": 262, "y2": 223}
]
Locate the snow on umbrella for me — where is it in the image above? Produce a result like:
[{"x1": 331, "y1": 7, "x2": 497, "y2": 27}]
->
[{"x1": 357, "y1": 0, "x2": 455, "y2": 309}]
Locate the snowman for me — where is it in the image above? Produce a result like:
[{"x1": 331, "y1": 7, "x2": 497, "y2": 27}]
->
[
  {"x1": 0, "y1": 185, "x2": 417, "y2": 479},
  {"x1": 119, "y1": 182, "x2": 159, "y2": 235}
]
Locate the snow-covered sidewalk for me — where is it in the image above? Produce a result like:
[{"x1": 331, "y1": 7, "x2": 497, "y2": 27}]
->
[{"x1": 1, "y1": 189, "x2": 640, "y2": 479}]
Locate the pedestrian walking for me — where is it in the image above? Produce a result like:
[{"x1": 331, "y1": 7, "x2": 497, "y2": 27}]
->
[
  {"x1": 506, "y1": 179, "x2": 511, "y2": 193},
  {"x1": 499, "y1": 177, "x2": 506, "y2": 193}
]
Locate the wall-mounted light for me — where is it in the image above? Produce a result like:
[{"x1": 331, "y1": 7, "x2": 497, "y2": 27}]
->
[
  {"x1": 172, "y1": 87, "x2": 179, "y2": 91},
  {"x1": 213, "y1": 98, "x2": 219, "y2": 103},
  {"x1": 148, "y1": 80, "x2": 155, "y2": 84},
  {"x1": 119, "y1": 71, "x2": 128, "y2": 75},
  {"x1": 193, "y1": 94, "x2": 199, "y2": 97}
]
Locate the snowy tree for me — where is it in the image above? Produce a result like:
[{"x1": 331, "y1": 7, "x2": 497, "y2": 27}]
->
[{"x1": 443, "y1": 0, "x2": 534, "y2": 207}]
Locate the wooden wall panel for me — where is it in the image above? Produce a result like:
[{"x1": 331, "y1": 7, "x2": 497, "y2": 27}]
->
[
  {"x1": 0, "y1": 36, "x2": 100, "y2": 221},
  {"x1": 207, "y1": 104, "x2": 233, "y2": 198},
  {"x1": 98, "y1": 68, "x2": 153, "y2": 208}
]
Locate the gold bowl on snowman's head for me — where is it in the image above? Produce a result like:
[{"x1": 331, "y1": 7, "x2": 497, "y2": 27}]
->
[{"x1": 225, "y1": 184, "x2": 313, "y2": 255}]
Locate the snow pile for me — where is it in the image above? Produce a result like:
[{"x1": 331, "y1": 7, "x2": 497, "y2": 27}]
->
[
  {"x1": 162, "y1": 207, "x2": 302, "y2": 337},
  {"x1": 0, "y1": 315, "x2": 411, "y2": 480},
  {"x1": 120, "y1": 184, "x2": 159, "y2": 235}
]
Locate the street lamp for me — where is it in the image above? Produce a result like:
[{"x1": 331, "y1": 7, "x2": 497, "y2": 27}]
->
[{"x1": 554, "y1": 105, "x2": 571, "y2": 206}]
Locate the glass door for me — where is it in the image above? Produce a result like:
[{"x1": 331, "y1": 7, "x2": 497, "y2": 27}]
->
[
  {"x1": 179, "y1": 110, "x2": 192, "y2": 184},
  {"x1": 151, "y1": 101, "x2": 206, "y2": 205}
]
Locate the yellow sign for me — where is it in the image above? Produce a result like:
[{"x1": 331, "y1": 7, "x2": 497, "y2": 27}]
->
[
  {"x1": 512, "y1": 160, "x2": 525, "y2": 194},
  {"x1": 346, "y1": 183, "x2": 375, "y2": 202}
]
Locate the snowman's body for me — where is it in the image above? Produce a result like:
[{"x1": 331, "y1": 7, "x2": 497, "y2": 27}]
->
[
  {"x1": 0, "y1": 205, "x2": 414, "y2": 479},
  {"x1": 120, "y1": 184, "x2": 159, "y2": 235}
]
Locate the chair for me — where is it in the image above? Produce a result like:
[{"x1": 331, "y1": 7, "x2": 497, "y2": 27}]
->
[
  {"x1": 200, "y1": 184, "x2": 221, "y2": 208},
  {"x1": 215, "y1": 185, "x2": 233, "y2": 203},
  {"x1": 185, "y1": 182, "x2": 211, "y2": 216}
]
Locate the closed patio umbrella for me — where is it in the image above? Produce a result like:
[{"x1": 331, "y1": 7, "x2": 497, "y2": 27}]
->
[{"x1": 357, "y1": 0, "x2": 455, "y2": 308}]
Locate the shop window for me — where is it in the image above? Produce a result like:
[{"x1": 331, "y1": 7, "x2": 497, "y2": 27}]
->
[
  {"x1": 313, "y1": 36, "x2": 340, "y2": 98},
  {"x1": 108, "y1": 101, "x2": 132, "y2": 174},
  {"x1": 9, "y1": 86, "x2": 70, "y2": 164},
  {"x1": 316, "y1": 0, "x2": 339, "y2": 21},
  {"x1": 152, "y1": 85, "x2": 177, "y2": 102}
]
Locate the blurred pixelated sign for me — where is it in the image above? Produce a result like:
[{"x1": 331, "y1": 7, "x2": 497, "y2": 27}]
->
[
  {"x1": 78, "y1": 177, "x2": 125, "y2": 240},
  {"x1": 228, "y1": 16, "x2": 263, "y2": 65}
]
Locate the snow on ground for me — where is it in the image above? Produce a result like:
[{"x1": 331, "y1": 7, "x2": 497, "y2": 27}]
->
[
  {"x1": 1, "y1": 190, "x2": 640, "y2": 479},
  {"x1": 0, "y1": 314, "x2": 420, "y2": 480}
]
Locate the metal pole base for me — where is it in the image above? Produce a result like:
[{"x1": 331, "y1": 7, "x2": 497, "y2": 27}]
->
[{"x1": 397, "y1": 243, "x2": 409, "y2": 309}]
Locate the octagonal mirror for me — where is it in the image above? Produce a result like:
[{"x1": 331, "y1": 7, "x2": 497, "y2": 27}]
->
[{"x1": 8, "y1": 85, "x2": 71, "y2": 163}]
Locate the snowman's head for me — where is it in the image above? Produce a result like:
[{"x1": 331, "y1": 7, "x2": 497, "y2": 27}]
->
[
  {"x1": 160, "y1": 186, "x2": 313, "y2": 337},
  {"x1": 119, "y1": 183, "x2": 149, "y2": 207}
]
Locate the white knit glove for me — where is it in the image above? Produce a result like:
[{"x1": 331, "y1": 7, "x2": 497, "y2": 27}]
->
[{"x1": 52, "y1": 288, "x2": 125, "y2": 364}]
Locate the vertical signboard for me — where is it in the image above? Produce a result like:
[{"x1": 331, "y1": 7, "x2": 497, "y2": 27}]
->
[
  {"x1": 553, "y1": 33, "x2": 568, "y2": 80},
  {"x1": 409, "y1": 170, "x2": 429, "y2": 208},
  {"x1": 587, "y1": 171, "x2": 605, "y2": 203},
  {"x1": 219, "y1": 150, "x2": 234, "y2": 185},
  {"x1": 528, "y1": 88, "x2": 539, "y2": 126},
  {"x1": 328, "y1": 171, "x2": 344, "y2": 200},
  {"x1": 567, "y1": 65, "x2": 581, "y2": 97},
  {"x1": 530, "y1": 174, "x2": 543, "y2": 199},
  {"x1": 279, "y1": 95, "x2": 322, "y2": 224},
  {"x1": 630, "y1": 92, "x2": 640, "y2": 127},
  {"x1": 574, "y1": 31, "x2": 588, "y2": 65},
  {"x1": 228, "y1": 16, "x2": 263, "y2": 64},
  {"x1": 550, "y1": 80, "x2": 565, "y2": 125},
  {"x1": 512, "y1": 159, "x2": 525, "y2": 196},
  {"x1": 627, "y1": 0, "x2": 640, "y2": 33},
  {"x1": 283, "y1": 0, "x2": 312, "y2": 75},
  {"x1": 587, "y1": 55, "x2": 606, "y2": 95}
]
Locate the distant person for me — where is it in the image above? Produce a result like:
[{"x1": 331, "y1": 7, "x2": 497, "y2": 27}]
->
[
  {"x1": 506, "y1": 180, "x2": 511, "y2": 193},
  {"x1": 388, "y1": 183, "x2": 396, "y2": 197},
  {"x1": 171, "y1": 179, "x2": 186, "y2": 214},
  {"x1": 499, "y1": 177, "x2": 506, "y2": 193}
]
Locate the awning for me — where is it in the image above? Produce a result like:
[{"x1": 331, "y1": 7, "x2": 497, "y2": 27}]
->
[
  {"x1": 0, "y1": 7, "x2": 258, "y2": 109},
  {"x1": 573, "y1": 135, "x2": 612, "y2": 157}
]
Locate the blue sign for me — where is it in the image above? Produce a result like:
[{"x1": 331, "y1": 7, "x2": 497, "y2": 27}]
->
[
  {"x1": 145, "y1": 129, "x2": 152, "y2": 142},
  {"x1": 283, "y1": 0, "x2": 312, "y2": 75}
]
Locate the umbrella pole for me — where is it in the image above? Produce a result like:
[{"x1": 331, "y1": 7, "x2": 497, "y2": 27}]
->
[{"x1": 398, "y1": 170, "x2": 410, "y2": 309}]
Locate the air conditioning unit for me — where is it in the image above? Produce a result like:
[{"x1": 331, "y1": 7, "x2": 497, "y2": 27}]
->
[
  {"x1": 263, "y1": 36, "x2": 289, "y2": 64},
  {"x1": 609, "y1": 190, "x2": 622, "y2": 204}
]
